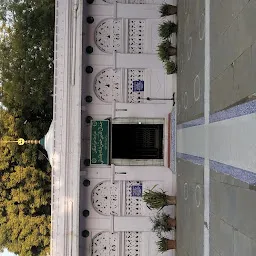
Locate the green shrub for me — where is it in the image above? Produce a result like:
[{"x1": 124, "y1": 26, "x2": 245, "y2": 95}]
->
[
  {"x1": 157, "y1": 237, "x2": 169, "y2": 252},
  {"x1": 165, "y1": 61, "x2": 177, "y2": 74},
  {"x1": 157, "y1": 237, "x2": 176, "y2": 252},
  {"x1": 151, "y1": 213, "x2": 170, "y2": 235},
  {"x1": 157, "y1": 41, "x2": 177, "y2": 62},
  {"x1": 159, "y1": 4, "x2": 177, "y2": 17},
  {"x1": 143, "y1": 185, "x2": 168, "y2": 209},
  {"x1": 159, "y1": 21, "x2": 177, "y2": 39}
]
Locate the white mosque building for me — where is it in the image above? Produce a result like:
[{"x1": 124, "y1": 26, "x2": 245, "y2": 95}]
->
[{"x1": 47, "y1": 0, "x2": 177, "y2": 255}]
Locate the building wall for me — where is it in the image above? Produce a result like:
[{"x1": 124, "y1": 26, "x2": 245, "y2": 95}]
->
[
  {"x1": 79, "y1": 167, "x2": 176, "y2": 256},
  {"x1": 80, "y1": 0, "x2": 177, "y2": 255}
]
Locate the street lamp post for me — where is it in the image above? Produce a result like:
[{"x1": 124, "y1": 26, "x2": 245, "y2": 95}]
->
[{"x1": 138, "y1": 92, "x2": 176, "y2": 106}]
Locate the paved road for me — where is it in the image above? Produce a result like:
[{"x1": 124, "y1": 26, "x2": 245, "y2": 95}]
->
[{"x1": 176, "y1": 0, "x2": 256, "y2": 255}]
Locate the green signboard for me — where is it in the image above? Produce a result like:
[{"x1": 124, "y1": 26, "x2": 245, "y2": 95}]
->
[{"x1": 90, "y1": 120, "x2": 110, "y2": 165}]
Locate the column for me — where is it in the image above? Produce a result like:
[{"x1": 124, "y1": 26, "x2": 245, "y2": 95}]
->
[
  {"x1": 85, "y1": 218, "x2": 111, "y2": 230},
  {"x1": 114, "y1": 216, "x2": 151, "y2": 232},
  {"x1": 87, "y1": 54, "x2": 113, "y2": 66},
  {"x1": 116, "y1": 4, "x2": 160, "y2": 19},
  {"x1": 115, "y1": 102, "x2": 172, "y2": 118},
  {"x1": 88, "y1": 4, "x2": 160, "y2": 19},
  {"x1": 81, "y1": 166, "x2": 111, "y2": 179},
  {"x1": 88, "y1": 53, "x2": 163, "y2": 69},
  {"x1": 84, "y1": 216, "x2": 151, "y2": 232},
  {"x1": 116, "y1": 53, "x2": 163, "y2": 69},
  {"x1": 81, "y1": 104, "x2": 112, "y2": 115},
  {"x1": 114, "y1": 165, "x2": 172, "y2": 181}
]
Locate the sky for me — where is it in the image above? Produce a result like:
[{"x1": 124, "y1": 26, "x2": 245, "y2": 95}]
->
[{"x1": 0, "y1": 249, "x2": 17, "y2": 256}]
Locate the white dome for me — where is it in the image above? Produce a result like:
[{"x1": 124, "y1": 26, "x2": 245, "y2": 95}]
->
[{"x1": 44, "y1": 121, "x2": 55, "y2": 166}]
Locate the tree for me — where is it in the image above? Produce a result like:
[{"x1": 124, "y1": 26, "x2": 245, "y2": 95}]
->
[
  {"x1": 0, "y1": 0, "x2": 54, "y2": 133},
  {"x1": 0, "y1": 0, "x2": 54, "y2": 254},
  {"x1": 0, "y1": 111, "x2": 51, "y2": 256}
]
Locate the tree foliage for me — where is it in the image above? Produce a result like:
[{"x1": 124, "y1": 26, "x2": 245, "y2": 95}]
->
[
  {"x1": 0, "y1": 110, "x2": 52, "y2": 256},
  {"x1": 0, "y1": 0, "x2": 54, "y2": 255},
  {"x1": 0, "y1": 0, "x2": 54, "y2": 133}
]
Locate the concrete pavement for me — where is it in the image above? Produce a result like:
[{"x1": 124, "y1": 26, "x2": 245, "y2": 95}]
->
[{"x1": 175, "y1": 0, "x2": 256, "y2": 255}]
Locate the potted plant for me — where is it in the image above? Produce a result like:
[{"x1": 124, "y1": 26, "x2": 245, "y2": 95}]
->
[
  {"x1": 157, "y1": 40, "x2": 177, "y2": 62},
  {"x1": 158, "y1": 21, "x2": 178, "y2": 39},
  {"x1": 142, "y1": 185, "x2": 176, "y2": 210},
  {"x1": 159, "y1": 4, "x2": 177, "y2": 17},
  {"x1": 165, "y1": 61, "x2": 177, "y2": 74},
  {"x1": 151, "y1": 213, "x2": 176, "y2": 235},
  {"x1": 157, "y1": 237, "x2": 176, "y2": 252}
]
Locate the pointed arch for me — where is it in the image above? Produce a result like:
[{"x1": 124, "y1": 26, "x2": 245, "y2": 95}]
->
[
  {"x1": 91, "y1": 181, "x2": 120, "y2": 215},
  {"x1": 92, "y1": 232, "x2": 119, "y2": 256},
  {"x1": 93, "y1": 68, "x2": 122, "y2": 103},
  {"x1": 94, "y1": 18, "x2": 122, "y2": 53}
]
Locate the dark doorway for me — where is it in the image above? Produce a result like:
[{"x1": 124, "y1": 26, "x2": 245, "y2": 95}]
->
[{"x1": 112, "y1": 124, "x2": 163, "y2": 159}]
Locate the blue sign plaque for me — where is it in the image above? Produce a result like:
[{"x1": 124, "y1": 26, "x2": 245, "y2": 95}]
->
[
  {"x1": 133, "y1": 80, "x2": 144, "y2": 92},
  {"x1": 131, "y1": 185, "x2": 143, "y2": 197}
]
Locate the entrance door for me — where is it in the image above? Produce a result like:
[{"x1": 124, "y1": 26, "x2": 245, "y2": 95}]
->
[{"x1": 112, "y1": 124, "x2": 163, "y2": 159}]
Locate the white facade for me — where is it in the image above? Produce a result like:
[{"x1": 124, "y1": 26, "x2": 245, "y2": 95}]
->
[
  {"x1": 50, "y1": 0, "x2": 177, "y2": 255},
  {"x1": 80, "y1": 167, "x2": 176, "y2": 256}
]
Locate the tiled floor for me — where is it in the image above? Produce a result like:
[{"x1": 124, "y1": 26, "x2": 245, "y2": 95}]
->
[
  {"x1": 176, "y1": 0, "x2": 256, "y2": 255},
  {"x1": 176, "y1": 159, "x2": 204, "y2": 256},
  {"x1": 176, "y1": 158, "x2": 256, "y2": 256}
]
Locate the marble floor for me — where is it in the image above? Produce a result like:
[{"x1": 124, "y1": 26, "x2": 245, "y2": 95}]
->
[{"x1": 175, "y1": 0, "x2": 256, "y2": 255}]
